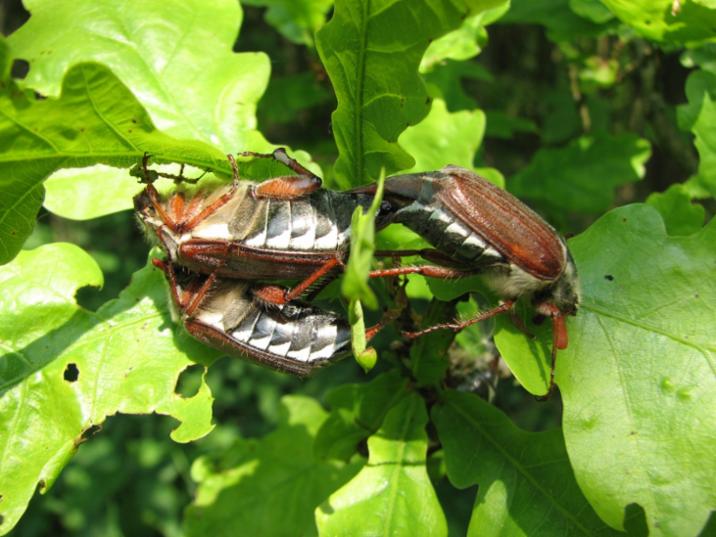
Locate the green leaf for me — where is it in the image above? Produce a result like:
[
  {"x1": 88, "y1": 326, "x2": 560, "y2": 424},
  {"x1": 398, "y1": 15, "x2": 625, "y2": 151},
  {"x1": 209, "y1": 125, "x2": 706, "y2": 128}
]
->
[
  {"x1": 646, "y1": 184, "x2": 705, "y2": 235},
  {"x1": 9, "y1": 0, "x2": 269, "y2": 152},
  {"x1": 484, "y1": 110, "x2": 538, "y2": 139},
  {"x1": 0, "y1": 61, "x2": 226, "y2": 265},
  {"x1": 509, "y1": 133, "x2": 651, "y2": 215},
  {"x1": 242, "y1": 0, "x2": 334, "y2": 46},
  {"x1": 316, "y1": 393, "x2": 447, "y2": 536},
  {"x1": 420, "y1": 14, "x2": 487, "y2": 72},
  {"x1": 341, "y1": 171, "x2": 385, "y2": 309},
  {"x1": 398, "y1": 98, "x2": 486, "y2": 173},
  {"x1": 601, "y1": 0, "x2": 716, "y2": 45},
  {"x1": 502, "y1": 0, "x2": 608, "y2": 42},
  {"x1": 678, "y1": 70, "x2": 716, "y2": 197},
  {"x1": 498, "y1": 205, "x2": 716, "y2": 535},
  {"x1": 184, "y1": 395, "x2": 361, "y2": 537},
  {"x1": 569, "y1": 0, "x2": 615, "y2": 23},
  {"x1": 409, "y1": 299, "x2": 459, "y2": 386},
  {"x1": 9, "y1": 0, "x2": 270, "y2": 221},
  {"x1": 316, "y1": 0, "x2": 473, "y2": 187},
  {"x1": 42, "y1": 165, "x2": 145, "y2": 220},
  {"x1": 0, "y1": 244, "x2": 217, "y2": 535},
  {"x1": 420, "y1": 0, "x2": 509, "y2": 71},
  {"x1": 314, "y1": 370, "x2": 410, "y2": 460},
  {"x1": 432, "y1": 390, "x2": 622, "y2": 536}
]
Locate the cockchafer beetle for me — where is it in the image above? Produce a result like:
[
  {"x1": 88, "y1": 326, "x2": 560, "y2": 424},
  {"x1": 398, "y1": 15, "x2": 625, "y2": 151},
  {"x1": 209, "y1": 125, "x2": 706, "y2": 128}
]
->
[
  {"x1": 152, "y1": 258, "x2": 391, "y2": 376},
  {"x1": 363, "y1": 166, "x2": 580, "y2": 394},
  {"x1": 134, "y1": 149, "x2": 393, "y2": 306}
]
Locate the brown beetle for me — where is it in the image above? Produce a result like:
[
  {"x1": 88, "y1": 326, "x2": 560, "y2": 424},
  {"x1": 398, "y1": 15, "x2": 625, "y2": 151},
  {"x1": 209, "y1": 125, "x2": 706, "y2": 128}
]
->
[
  {"x1": 133, "y1": 150, "x2": 391, "y2": 305},
  {"x1": 368, "y1": 166, "x2": 580, "y2": 393},
  {"x1": 152, "y1": 258, "x2": 392, "y2": 376}
]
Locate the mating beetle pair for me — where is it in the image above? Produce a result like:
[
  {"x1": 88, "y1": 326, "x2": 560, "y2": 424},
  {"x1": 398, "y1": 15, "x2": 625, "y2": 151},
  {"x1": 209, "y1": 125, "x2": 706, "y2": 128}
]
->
[{"x1": 134, "y1": 149, "x2": 579, "y2": 392}]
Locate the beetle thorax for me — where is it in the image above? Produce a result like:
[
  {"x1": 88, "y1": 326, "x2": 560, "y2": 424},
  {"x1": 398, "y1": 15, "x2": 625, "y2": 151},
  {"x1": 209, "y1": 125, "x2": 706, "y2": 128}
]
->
[{"x1": 533, "y1": 255, "x2": 580, "y2": 317}]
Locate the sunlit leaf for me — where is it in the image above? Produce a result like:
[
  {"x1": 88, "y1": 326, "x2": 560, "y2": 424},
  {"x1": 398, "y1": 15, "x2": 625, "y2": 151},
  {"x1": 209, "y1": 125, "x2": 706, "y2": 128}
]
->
[
  {"x1": 601, "y1": 0, "x2": 716, "y2": 45},
  {"x1": 242, "y1": 0, "x2": 334, "y2": 46},
  {"x1": 646, "y1": 184, "x2": 705, "y2": 235},
  {"x1": 316, "y1": 393, "x2": 447, "y2": 536},
  {"x1": 497, "y1": 205, "x2": 716, "y2": 536},
  {"x1": 0, "y1": 244, "x2": 217, "y2": 534},
  {"x1": 316, "y1": 0, "x2": 484, "y2": 187},
  {"x1": 0, "y1": 61, "x2": 226, "y2": 264}
]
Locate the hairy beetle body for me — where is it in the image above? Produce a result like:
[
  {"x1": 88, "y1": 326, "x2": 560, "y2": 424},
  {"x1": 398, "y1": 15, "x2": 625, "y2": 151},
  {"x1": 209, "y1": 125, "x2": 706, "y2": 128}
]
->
[
  {"x1": 377, "y1": 166, "x2": 580, "y2": 393},
  {"x1": 135, "y1": 182, "x2": 372, "y2": 280}
]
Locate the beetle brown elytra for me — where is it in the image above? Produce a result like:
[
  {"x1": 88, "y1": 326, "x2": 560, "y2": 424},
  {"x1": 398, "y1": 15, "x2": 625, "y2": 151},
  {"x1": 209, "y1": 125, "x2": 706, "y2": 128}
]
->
[
  {"x1": 134, "y1": 149, "x2": 384, "y2": 305},
  {"x1": 152, "y1": 258, "x2": 391, "y2": 376},
  {"x1": 362, "y1": 166, "x2": 580, "y2": 395}
]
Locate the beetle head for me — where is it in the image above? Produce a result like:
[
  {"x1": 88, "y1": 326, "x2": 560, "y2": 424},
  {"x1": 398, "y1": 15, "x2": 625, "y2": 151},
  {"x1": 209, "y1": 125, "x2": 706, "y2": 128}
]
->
[{"x1": 532, "y1": 252, "x2": 579, "y2": 350}]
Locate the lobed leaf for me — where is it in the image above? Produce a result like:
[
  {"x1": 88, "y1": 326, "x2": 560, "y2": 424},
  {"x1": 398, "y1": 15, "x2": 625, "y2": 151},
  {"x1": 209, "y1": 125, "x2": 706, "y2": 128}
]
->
[
  {"x1": 314, "y1": 370, "x2": 410, "y2": 460},
  {"x1": 678, "y1": 69, "x2": 716, "y2": 197},
  {"x1": 315, "y1": 393, "x2": 447, "y2": 536},
  {"x1": 509, "y1": 133, "x2": 651, "y2": 215},
  {"x1": 242, "y1": 0, "x2": 334, "y2": 46},
  {"x1": 0, "y1": 61, "x2": 226, "y2": 265},
  {"x1": 9, "y1": 0, "x2": 269, "y2": 152},
  {"x1": 646, "y1": 184, "x2": 705, "y2": 235},
  {"x1": 9, "y1": 0, "x2": 270, "y2": 221},
  {"x1": 0, "y1": 244, "x2": 217, "y2": 535},
  {"x1": 398, "y1": 98, "x2": 486, "y2": 173},
  {"x1": 184, "y1": 395, "x2": 361, "y2": 537},
  {"x1": 501, "y1": 0, "x2": 608, "y2": 42},
  {"x1": 433, "y1": 390, "x2": 622, "y2": 536},
  {"x1": 316, "y1": 0, "x2": 491, "y2": 188},
  {"x1": 497, "y1": 205, "x2": 716, "y2": 535},
  {"x1": 600, "y1": 0, "x2": 716, "y2": 45}
]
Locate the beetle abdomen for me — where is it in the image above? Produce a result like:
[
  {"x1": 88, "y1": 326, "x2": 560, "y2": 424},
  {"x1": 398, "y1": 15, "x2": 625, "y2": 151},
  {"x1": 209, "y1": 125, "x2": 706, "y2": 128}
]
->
[
  {"x1": 226, "y1": 308, "x2": 351, "y2": 364},
  {"x1": 393, "y1": 202, "x2": 505, "y2": 266},
  {"x1": 192, "y1": 279, "x2": 351, "y2": 367},
  {"x1": 236, "y1": 191, "x2": 368, "y2": 252}
]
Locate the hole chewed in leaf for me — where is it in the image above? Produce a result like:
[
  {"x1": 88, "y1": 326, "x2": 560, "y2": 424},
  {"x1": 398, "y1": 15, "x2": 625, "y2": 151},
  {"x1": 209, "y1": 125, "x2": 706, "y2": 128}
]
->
[
  {"x1": 175, "y1": 364, "x2": 204, "y2": 398},
  {"x1": 11, "y1": 59, "x2": 29, "y2": 79},
  {"x1": 63, "y1": 363, "x2": 79, "y2": 382}
]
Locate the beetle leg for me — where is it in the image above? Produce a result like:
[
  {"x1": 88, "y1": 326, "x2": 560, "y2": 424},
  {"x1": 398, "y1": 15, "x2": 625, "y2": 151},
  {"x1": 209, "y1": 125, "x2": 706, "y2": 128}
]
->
[
  {"x1": 367, "y1": 265, "x2": 473, "y2": 280},
  {"x1": 145, "y1": 184, "x2": 181, "y2": 233},
  {"x1": 404, "y1": 300, "x2": 515, "y2": 339},
  {"x1": 240, "y1": 147, "x2": 320, "y2": 180},
  {"x1": 152, "y1": 258, "x2": 186, "y2": 309},
  {"x1": 179, "y1": 161, "x2": 240, "y2": 232},
  {"x1": 253, "y1": 175, "x2": 322, "y2": 200},
  {"x1": 252, "y1": 258, "x2": 344, "y2": 305},
  {"x1": 184, "y1": 272, "x2": 218, "y2": 318},
  {"x1": 241, "y1": 148, "x2": 322, "y2": 199},
  {"x1": 283, "y1": 258, "x2": 343, "y2": 302}
]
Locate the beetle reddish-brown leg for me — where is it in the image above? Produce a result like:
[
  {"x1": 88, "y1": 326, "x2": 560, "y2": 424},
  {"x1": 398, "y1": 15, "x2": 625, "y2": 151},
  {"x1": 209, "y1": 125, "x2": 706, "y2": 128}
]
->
[
  {"x1": 252, "y1": 258, "x2": 344, "y2": 306},
  {"x1": 254, "y1": 175, "x2": 323, "y2": 200},
  {"x1": 404, "y1": 300, "x2": 515, "y2": 339},
  {"x1": 367, "y1": 265, "x2": 473, "y2": 280},
  {"x1": 145, "y1": 184, "x2": 181, "y2": 233},
  {"x1": 240, "y1": 147, "x2": 320, "y2": 180},
  {"x1": 241, "y1": 148, "x2": 322, "y2": 200},
  {"x1": 184, "y1": 272, "x2": 218, "y2": 317},
  {"x1": 177, "y1": 155, "x2": 241, "y2": 232},
  {"x1": 152, "y1": 258, "x2": 185, "y2": 308}
]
